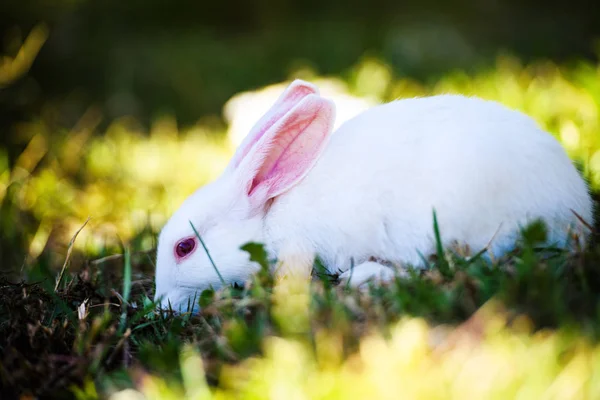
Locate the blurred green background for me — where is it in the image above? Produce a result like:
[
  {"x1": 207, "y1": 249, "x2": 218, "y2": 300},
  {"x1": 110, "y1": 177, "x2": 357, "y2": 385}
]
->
[{"x1": 1, "y1": 0, "x2": 600, "y2": 275}]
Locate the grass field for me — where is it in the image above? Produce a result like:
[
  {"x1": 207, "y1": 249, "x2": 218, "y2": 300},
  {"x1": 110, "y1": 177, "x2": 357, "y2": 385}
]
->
[
  {"x1": 2, "y1": 217, "x2": 600, "y2": 399},
  {"x1": 2, "y1": 55, "x2": 600, "y2": 399}
]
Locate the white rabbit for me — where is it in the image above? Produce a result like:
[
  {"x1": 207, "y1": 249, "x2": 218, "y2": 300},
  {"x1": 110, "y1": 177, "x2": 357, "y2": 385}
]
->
[{"x1": 154, "y1": 79, "x2": 593, "y2": 311}]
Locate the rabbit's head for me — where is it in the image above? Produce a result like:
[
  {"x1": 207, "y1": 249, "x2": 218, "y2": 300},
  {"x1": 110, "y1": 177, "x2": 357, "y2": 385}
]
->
[{"x1": 154, "y1": 80, "x2": 336, "y2": 312}]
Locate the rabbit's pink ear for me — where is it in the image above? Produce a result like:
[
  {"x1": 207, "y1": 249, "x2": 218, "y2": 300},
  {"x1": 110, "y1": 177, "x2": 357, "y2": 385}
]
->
[
  {"x1": 237, "y1": 94, "x2": 335, "y2": 209},
  {"x1": 231, "y1": 79, "x2": 319, "y2": 167}
]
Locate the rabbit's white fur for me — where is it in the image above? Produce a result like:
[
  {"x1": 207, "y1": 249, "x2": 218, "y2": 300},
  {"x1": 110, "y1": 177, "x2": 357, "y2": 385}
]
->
[{"x1": 155, "y1": 80, "x2": 593, "y2": 310}]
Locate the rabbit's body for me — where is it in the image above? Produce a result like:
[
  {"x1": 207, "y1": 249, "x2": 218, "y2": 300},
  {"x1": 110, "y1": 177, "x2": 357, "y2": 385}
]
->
[
  {"x1": 154, "y1": 80, "x2": 593, "y2": 311},
  {"x1": 265, "y1": 94, "x2": 592, "y2": 273}
]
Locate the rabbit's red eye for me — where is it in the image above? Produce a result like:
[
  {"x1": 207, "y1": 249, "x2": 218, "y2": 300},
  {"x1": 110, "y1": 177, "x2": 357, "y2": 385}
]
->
[{"x1": 175, "y1": 238, "x2": 196, "y2": 259}]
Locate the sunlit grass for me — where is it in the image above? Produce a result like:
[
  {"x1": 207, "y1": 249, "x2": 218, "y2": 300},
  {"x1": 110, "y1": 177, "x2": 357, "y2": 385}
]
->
[
  {"x1": 6, "y1": 117, "x2": 231, "y2": 259},
  {"x1": 0, "y1": 23, "x2": 49, "y2": 87},
  {"x1": 2, "y1": 214, "x2": 600, "y2": 398},
  {"x1": 193, "y1": 304, "x2": 599, "y2": 400}
]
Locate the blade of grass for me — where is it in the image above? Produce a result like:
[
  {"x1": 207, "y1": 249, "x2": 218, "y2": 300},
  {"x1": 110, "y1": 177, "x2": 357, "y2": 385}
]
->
[
  {"x1": 432, "y1": 210, "x2": 451, "y2": 278},
  {"x1": 118, "y1": 247, "x2": 132, "y2": 334},
  {"x1": 344, "y1": 257, "x2": 355, "y2": 290},
  {"x1": 122, "y1": 247, "x2": 132, "y2": 304},
  {"x1": 571, "y1": 208, "x2": 596, "y2": 236},
  {"x1": 416, "y1": 250, "x2": 431, "y2": 269},
  {"x1": 55, "y1": 217, "x2": 91, "y2": 291},
  {"x1": 190, "y1": 220, "x2": 225, "y2": 285}
]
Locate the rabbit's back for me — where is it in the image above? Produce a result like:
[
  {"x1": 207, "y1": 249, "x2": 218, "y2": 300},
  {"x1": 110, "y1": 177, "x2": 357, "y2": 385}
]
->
[{"x1": 265, "y1": 95, "x2": 593, "y2": 271}]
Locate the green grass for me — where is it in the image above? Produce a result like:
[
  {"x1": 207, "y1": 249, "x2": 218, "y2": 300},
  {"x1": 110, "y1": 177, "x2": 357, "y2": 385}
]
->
[{"x1": 1, "y1": 207, "x2": 599, "y2": 399}]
